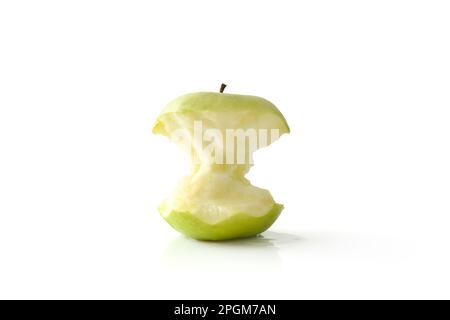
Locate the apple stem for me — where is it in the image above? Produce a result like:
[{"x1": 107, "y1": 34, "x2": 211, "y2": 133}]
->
[{"x1": 220, "y1": 83, "x2": 227, "y2": 93}]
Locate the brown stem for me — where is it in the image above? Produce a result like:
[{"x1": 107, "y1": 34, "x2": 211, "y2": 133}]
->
[{"x1": 220, "y1": 83, "x2": 227, "y2": 93}]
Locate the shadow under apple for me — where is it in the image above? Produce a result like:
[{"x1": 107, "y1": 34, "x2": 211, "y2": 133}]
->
[{"x1": 162, "y1": 231, "x2": 303, "y2": 272}]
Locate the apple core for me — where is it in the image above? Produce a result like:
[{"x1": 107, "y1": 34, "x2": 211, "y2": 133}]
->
[{"x1": 153, "y1": 85, "x2": 289, "y2": 240}]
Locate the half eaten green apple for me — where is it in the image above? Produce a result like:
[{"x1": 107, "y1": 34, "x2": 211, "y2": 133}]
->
[{"x1": 153, "y1": 85, "x2": 289, "y2": 240}]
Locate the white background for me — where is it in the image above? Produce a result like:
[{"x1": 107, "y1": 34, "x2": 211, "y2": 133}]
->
[{"x1": 1, "y1": 1, "x2": 449, "y2": 299}]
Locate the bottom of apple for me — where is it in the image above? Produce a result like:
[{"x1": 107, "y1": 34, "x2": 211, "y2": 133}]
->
[{"x1": 160, "y1": 204, "x2": 284, "y2": 241}]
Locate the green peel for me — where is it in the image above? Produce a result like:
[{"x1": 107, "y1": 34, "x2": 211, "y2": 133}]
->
[{"x1": 161, "y1": 204, "x2": 284, "y2": 241}]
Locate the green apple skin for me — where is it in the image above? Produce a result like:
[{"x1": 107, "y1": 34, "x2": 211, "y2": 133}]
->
[
  {"x1": 160, "y1": 204, "x2": 284, "y2": 241},
  {"x1": 153, "y1": 92, "x2": 290, "y2": 135}
]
